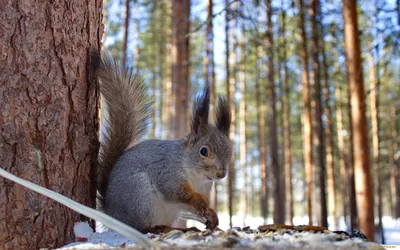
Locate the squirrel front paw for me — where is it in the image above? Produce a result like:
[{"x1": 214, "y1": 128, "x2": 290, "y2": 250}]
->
[{"x1": 205, "y1": 208, "x2": 218, "y2": 230}]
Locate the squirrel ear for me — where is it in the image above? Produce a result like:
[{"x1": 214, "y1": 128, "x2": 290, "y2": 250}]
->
[
  {"x1": 215, "y1": 96, "x2": 231, "y2": 136},
  {"x1": 190, "y1": 87, "x2": 210, "y2": 138}
]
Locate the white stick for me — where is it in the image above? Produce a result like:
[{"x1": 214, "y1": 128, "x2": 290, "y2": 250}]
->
[{"x1": 0, "y1": 167, "x2": 153, "y2": 250}]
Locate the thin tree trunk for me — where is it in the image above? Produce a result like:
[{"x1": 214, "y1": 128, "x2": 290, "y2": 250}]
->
[
  {"x1": 297, "y1": 0, "x2": 314, "y2": 225},
  {"x1": 368, "y1": 43, "x2": 384, "y2": 243},
  {"x1": 319, "y1": 3, "x2": 336, "y2": 230},
  {"x1": 281, "y1": 8, "x2": 293, "y2": 226},
  {"x1": 159, "y1": 1, "x2": 167, "y2": 138},
  {"x1": 266, "y1": 0, "x2": 284, "y2": 225},
  {"x1": 163, "y1": 1, "x2": 173, "y2": 139},
  {"x1": 256, "y1": 6, "x2": 268, "y2": 224},
  {"x1": 310, "y1": 0, "x2": 327, "y2": 228},
  {"x1": 390, "y1": 105, "x2": 400, "y2": 219},
  {"x1": 342, "y1": 0, "x2": 375, "y2": 241},
  {"x1": 335, "y1": 79, "x2": 349, "y2": 229},
  {"x1": 227, "y1": 0, "x2": 238, "y2": 228},
  {"x1": 0, "y1": 1, "x2": 102, "y2": 248},
  {"x1": 151, "y1": 1, "x2": 157, "y2": 139},
  {"x1": 122, "y1": 0, "x2": 131, "y2": 66},
  {"x1": 239, "y1": 17, "x2": 247, "y2": 226},
  {"x1": 205, "y1": 0, "x2": 218, "y2": 211}
]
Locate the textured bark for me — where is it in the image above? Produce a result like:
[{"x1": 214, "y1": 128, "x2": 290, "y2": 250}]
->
[
  {"x1": 342, "y1": 0, "x2": 374, "y2": 241},
  {"x1": 281, "y1": 8, "x2": 293, "y2": 226},
  {"x1": 206, "y1": 0, "x2": 218, "y2": 211},
  {"x1": 319, "y1": 5, "x2": 336, "y2": 230},
  {"x1": 368, "y1": 44, "x2": 384, "y2": 243},
  {"x1": 122, "y1": 0, "x2": 130, "y2": 66},
  {"x1": 297, "y1": 0, "x2": 314, "y2": 225},
  {"x1": 171, "y1": 0, "x2": 190, "y2": 138},
  {"x1": 0, "y1": 0, "x2": 102, "y2": 249},
  {"x1": 266, "y1": 0, "x2": 284, "y2": 225},
  {"x1": 309, "y1": 0, "x2": 327, "y2": 228},
  {"x1": 239, "y1": 17, "x2": 247, "y2": 226}
]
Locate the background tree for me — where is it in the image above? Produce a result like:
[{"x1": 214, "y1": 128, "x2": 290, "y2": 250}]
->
[
  {"x1": 342, "y1": 0, "x2": 375, "y2": 241},
  {"x1": 297, "y1": 0, "x2": 314, "y2": 225},
  {"x1": 171, "y1": 0, "x2": 191, "y2": 138},
  {"x1": 0, "y1": 0, "x2": 103, "y2": 248}
]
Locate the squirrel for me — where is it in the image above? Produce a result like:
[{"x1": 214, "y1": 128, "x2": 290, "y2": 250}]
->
[{"x1": 93, "y1": 52, "x2": 232, "y2": 233}]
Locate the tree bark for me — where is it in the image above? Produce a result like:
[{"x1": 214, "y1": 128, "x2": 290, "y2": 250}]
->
[
  {"x1": 368, "y1": 43, "x2": 384, "y2": 243},
  {"x1": 390, "y1": 105, "x2": 400, "y2": 219},
  {"x1": 122, "y1": 0, "x2": 131, "y2": 66},
  {"x1": 309, "y1": 0, "x2": 327, "y2": 228},
  {"x1": 265, "y1": 0, "x2": 284, "y2": 225},
  {"x1": 342, "y1": 0, "x2": 375, "y2": 241},
  {"x1": 281, "y1": 7, "x2": 293, "y2": 226},
  {"x1": 171, "y1": 0, "x2": 191, "y2": 138},
  {"x1": 297, "y1": 0, "x2": 314, "y2": 225},
  {"x1": 319, "y1": 3, "x2": 336, "y2": 230},
  {"x1": 255, "y1": 5, "x2": 268, "y2": 224},
  {"x1": 163, "y1": 1, "x2": 173, "y2": 140},
  {"x1": 239, "y1": 16, "x2": 247, "y2": 226},
  {"x1": 226, "y1": 0, "x2": 237, "y2": 228},
  {"x1": 206, "y1": 0, "x2": 218, "y2": 212},
  {"x1": 346, "y1": 70, "x2": 358, "y2": 232},
  {"x1": 0, "y1": 1, "x2": 103, "y2": 249}
]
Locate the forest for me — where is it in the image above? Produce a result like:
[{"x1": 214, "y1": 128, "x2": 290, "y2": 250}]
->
[
  {"x1": 0, "y1": 0, "x2": 399, "y2": 249},
  {"x1": 102, "y1": 0, "x2": 400, "y2": 244}
]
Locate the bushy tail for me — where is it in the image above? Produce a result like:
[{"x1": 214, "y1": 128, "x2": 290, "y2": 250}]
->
[{"x1": 93, "y1": 52, "x2": 150, "y2": 209}]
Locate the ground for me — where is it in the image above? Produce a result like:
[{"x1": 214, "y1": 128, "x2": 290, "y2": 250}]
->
[{"x1": 60, "y1": 218, "x2": 400, "y2": 249}]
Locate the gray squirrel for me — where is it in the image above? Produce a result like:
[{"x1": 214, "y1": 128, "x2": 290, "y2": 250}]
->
[{"x1": 94, "y1": 52, "x2": 232, "y2": 233}]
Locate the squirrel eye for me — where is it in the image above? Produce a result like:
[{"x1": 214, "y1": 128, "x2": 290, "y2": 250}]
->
[{"x1": 199, "y1": 146, "x2": 209, "y2": 157}]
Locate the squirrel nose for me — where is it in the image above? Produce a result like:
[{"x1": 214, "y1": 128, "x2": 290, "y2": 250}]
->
[{"x1": 216, "y1": 172, "x2": 225, "y2": 179}]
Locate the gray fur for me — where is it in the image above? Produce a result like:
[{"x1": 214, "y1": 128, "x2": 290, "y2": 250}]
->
[{"x1": 96, "y1": 53, "x2": 232, "y2": 231}]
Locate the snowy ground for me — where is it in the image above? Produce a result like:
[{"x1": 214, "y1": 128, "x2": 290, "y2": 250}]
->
[{"x1": 61, "y1": 215, "x2": 400, "y2": 249}]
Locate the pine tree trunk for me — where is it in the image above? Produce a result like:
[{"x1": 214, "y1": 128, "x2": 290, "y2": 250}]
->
[
  {"x1": 0, "y1": 1, "x2": 103, "y2": 248},
  {"x1": 319, "y1": 4, "x2": 336, "y2": 230},
  {"x1": 151, "y1": 2, "x2": 158, "y2": 139},
  {"x1": 266, "y1": 0, "x2": 284, "y2": 225},
  {"x1": 342, "y1": 0, "x2": 375, "y2": 241},
  {"x1": 390, "y1": 105, "x2": 400, "y2": 218},
  {"x1": 347, "y1": 75, "x2": 358, "y2": 232},
  {"x1": 122, "y1": 0, "x2": 130, "y2": 66},
  {"x1": 227, "y1": 0, "x2": 237, "y2": 228},
  {"x1": 225, "y1": 0, "x2": 232, "y2": 228},
  {"x1": 239, "y1": 17, "x2": 247, "y2": 226},
  {"x1": 334, "y1": 76, "x2": 349, "y2": 228},
  {"x1": 309, "y1": 0, "x2": 327, "y2": 228},
  {"x1": 368, "y1": 44, "x2": 384, "y2": 243},
  {"x1": 297, "y1": 0, "x2": 314, "y2": 225},
  {"x1": 281, "y1": 8, "x2": 293, "y2": 226},
  {"x1": 171, "y1": 0, "x2": 190, "y2": 228},
  {"x1": 171, "y1": 0, "x2": 191, "y2": 138},
  {"x1": 255, "y1": 5, "x2": 268, "y2": 224},
  {"x1": 206, "y1": 0, "x2": 218, "y2": 211},
  {"x1": 163, "y1": 1, "x2": 173, "y2": 139}
]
